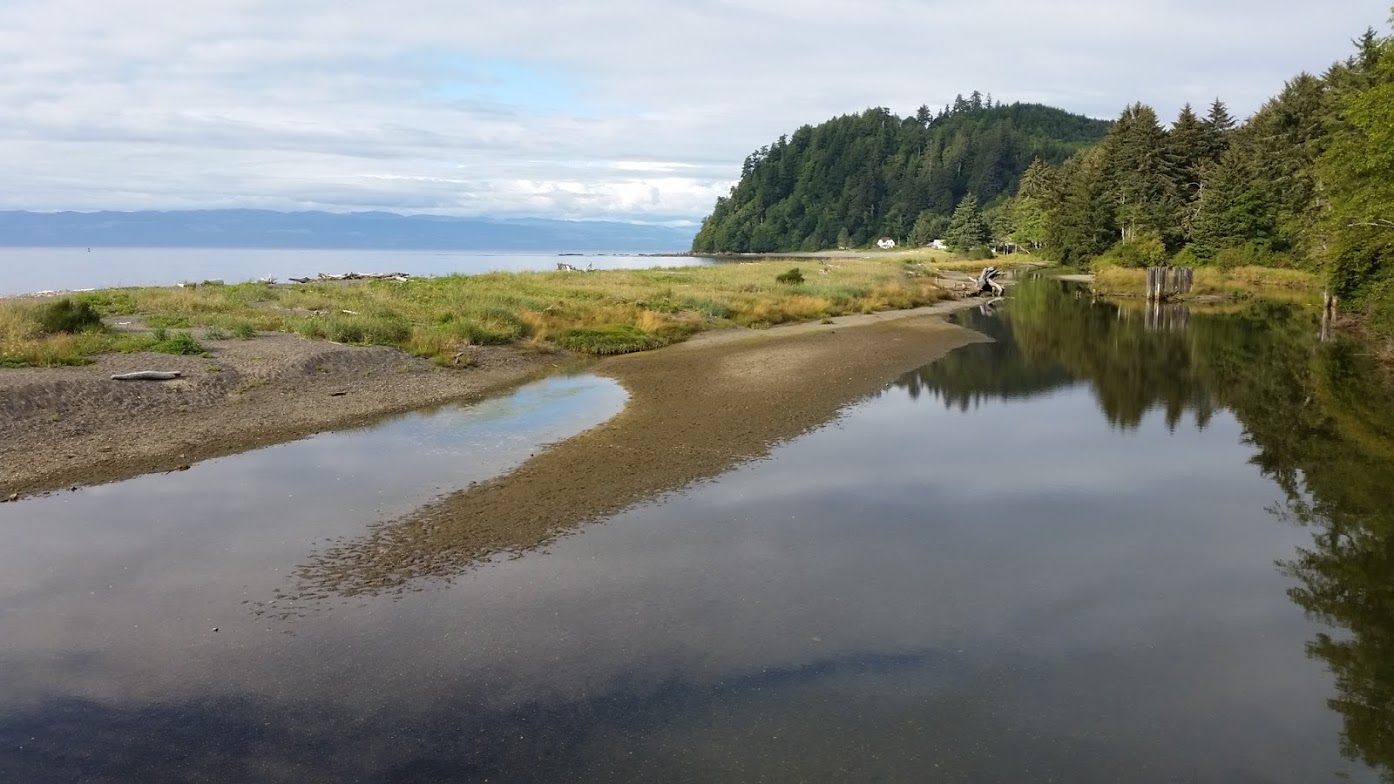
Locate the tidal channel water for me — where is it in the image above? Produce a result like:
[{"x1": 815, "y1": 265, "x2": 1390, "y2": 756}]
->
[{"x1": 2, "y1": 280, "x2": 1392, "y2": 782}]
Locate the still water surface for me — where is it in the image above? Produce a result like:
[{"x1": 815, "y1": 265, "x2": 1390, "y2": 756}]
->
[
  {"x1": 0, "y1": 247, "x2": 715, "y2": 295},
  {"x1": 1, "y1": 280, "x2": 1390, "y2": 782}
]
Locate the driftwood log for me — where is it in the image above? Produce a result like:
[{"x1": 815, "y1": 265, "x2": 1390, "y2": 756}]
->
[
  {"x1": 969, "y1": 266, "x2": 1004, "y2": 297},
  {"x1": 287, "y1": 272, "x2": 410, "y2": 284},
  {"x1": 111, "y1": 371, "x2": 182, "y2": 381}
]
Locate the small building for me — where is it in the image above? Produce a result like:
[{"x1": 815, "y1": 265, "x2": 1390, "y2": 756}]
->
[
  {"x1": 928, "y1": 239, "x2": 947, "y2": 250},
  {"x1": 876, "y1": 237, "x2": 897, "y2": 249}
]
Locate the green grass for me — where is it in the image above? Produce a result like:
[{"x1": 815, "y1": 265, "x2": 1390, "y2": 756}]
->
[
  {"x1": 553, "y1": 324, "x2": 676, "y2": 355},
  {"x1": 0, "y1": 259, "x2": 956, "y2": 366},
  {"x1": 1092, "y1": 264, "x2": 1320, "y2": 300}
]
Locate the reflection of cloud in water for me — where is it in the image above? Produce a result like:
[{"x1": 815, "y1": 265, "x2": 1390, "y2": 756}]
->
[{"x1": 0, "y1": 287, "x2": 1379, "y2": 781}]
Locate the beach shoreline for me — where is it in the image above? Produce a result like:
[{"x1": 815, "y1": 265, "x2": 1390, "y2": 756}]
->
[{"x1": 0, "y1": 297, "x2": 990, "y2": 501}]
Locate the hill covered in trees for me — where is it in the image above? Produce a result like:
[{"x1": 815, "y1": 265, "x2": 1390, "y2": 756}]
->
[{"x1": 691, "y1": 95, "x2": 1111, "y2": 253}]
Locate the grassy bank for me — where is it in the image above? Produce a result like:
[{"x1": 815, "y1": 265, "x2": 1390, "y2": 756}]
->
[
  {"x1": 0, "y1": 259, "x2": 955, "y2": 368},
  {"x1": 1090, "y1": 264, "x2": 1321, "y2": 301}
]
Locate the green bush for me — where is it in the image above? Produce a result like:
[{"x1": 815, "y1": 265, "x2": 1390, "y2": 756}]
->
[
  {"x1": 775, "y1": 268, "x2": 805, "y2": 284},
  {"x1": 1213, "y1": 247, "x2": 1249, "y2": 272},
  {"x1": 231, "y1": 321, "x2": 257, "y2": 339},
  {"x1": 1171, "y1": 246, "x2": 1201, "y2": 269},
  {"x1": 963, "y1": 245, "x2": 996, "y2": 261},
  {"x1": 36, "y1": 298, "x2": 102, "y2": 334},
  {"x1": 1102, "y1": 232, "x2": 1167, "y2": 268},
  {"x1": 204, "y1": 326, "x2": 229, "y2": 340}
]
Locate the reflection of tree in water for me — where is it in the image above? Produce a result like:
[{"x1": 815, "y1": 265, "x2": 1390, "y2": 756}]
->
[
  {"x1": 1273, "y1": 342, "x2": 1394, "y2": 780},
  {"x1": 901, "y1": 279, "x2": 1394, "y2": 778},
  {"x1": 896, "y1": 304, "x2": 1075, "y2": 411}
]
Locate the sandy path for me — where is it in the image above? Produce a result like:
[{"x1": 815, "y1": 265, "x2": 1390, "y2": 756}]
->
[{"x1": 292, "y1": 308, "x2": 987, "y2": 598}]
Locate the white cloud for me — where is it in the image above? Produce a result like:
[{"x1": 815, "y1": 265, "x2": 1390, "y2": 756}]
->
[{"x1": 0, "y1": 0, "x2": 1387, "y2": 220}]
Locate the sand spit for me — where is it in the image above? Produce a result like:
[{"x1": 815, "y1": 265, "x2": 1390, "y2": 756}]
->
[{"x1": 292, "y1": 304, "x2": 987, "y2": 597}]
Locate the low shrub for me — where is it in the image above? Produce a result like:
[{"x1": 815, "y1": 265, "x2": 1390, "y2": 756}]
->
[
  {"x1": 775, "y1": 268, "x2": 805, "y2": 284},
  {"x1": 150, "y1": 331, "x2": 206, "y2": 356},
  {"x1": 36, "y1": 298, "x2": 102, "y2": 334}
]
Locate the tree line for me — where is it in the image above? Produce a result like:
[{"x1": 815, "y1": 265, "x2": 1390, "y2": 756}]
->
[
  {"x1": 1009, "y1": 14, "x2": 1394, "y2": 330},
  {"x1": 691, "y1": 95, "x2": 1110, "y2": 254}
]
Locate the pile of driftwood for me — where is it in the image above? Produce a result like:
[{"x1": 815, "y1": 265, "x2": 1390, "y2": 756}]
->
[
  {"x1": 286, "y1": 272, "x2": 411, "y2": 284},
  {"x1": 556, "y1": 262, "x2": 594, "y2": 272}
]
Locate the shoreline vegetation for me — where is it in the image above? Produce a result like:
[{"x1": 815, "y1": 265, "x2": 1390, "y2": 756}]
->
[
  {"x1": 689, "y1": 12, "x2": 1394, "y2": 348},
  {"x1": 1, "y1": 256, "x2": 971, "y2": 369},
  {"x1": 0, "y1": 247, "x2": 1372, "y2": 501},
  {"x1": 0, "y1": 255, "x2": 1015, "y2": 498}
]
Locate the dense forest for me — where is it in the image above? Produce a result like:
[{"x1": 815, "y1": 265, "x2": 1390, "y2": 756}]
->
[
  {"x1": 690, "y1": 95, "x2": 1110, "y2": 253},
  {"x1": 696, "y1": 9, "x2": 1394, "y2": 334},
  {"x1": 1010, "y1": 13, "x2": 1394, "y2": 332}
]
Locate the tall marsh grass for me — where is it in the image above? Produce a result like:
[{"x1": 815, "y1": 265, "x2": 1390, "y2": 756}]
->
[{"x1": 0, "y1": 260, "x2": 954, "y2": 366}]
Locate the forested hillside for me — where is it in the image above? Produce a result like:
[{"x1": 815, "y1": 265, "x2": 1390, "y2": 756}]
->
[
  {"x1": 1007, "y1": 14, "x2": 1394, "y2": 333},
  {"x1": 691, "y1": 95, "x2": 1110, "y2": 253}
]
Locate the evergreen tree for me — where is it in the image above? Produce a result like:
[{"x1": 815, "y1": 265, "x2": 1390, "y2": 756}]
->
[
  {"x1": 1046, "y1": 147, "x2": 1117, "y2": 265},
  {"x1": 910, "y1": 211, "x2": 947, "y2": 247},
  {"x1": 945, "y1": 193, "x2": 991, "y2": 251},
  {"x1": 1102, "y1": 103, "x2": 1180, "y2": 246},
  {"x1": 1011, "y1": 158, "x2": 1058, "y2": 248},
  {"x1": 1318, "y1": 26, "x2": 1394, "y2": 302},
  {"x1": 1200, "y1": 98, "x2": 1236, "y2": 161},
  {"x1": 1190, "y1": 148, "x2": 1272, "y2": 259},
  {"x1": 1168, "y1": 104, "x2": 1209, "y2": 240}
]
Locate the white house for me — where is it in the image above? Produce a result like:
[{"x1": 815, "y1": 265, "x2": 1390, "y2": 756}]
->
[
  {"x1": 928, "y1": 239, "x2": 948, "y2": 250},
  {"x1": 876, "y1": 237, "x2": 897, "y2": 249}
]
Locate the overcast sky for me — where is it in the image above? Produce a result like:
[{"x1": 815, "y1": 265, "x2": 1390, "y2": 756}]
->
[{"x1": 1, "y1": 0, "x2": 1388, "y2": 224}]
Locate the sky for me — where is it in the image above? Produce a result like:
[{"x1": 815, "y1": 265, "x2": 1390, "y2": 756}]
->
[{"x1": 0, "y1": 0, "x2": 1389, "y2": 224}]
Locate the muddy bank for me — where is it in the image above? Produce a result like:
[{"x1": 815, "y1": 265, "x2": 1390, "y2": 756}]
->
[
  {"x1": 0, "y1": 335, "x2": 580, "y2": 498},
  {"x1": 293, "y1": 303, "x2": 987, "y2": 598}
]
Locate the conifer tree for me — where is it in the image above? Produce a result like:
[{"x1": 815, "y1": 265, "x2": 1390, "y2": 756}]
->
[
  {"x1": 1200, "y1": 98, "x2": 1236, "y2": 161},
  {"x1": 1046, "y1": 147, "x2": 1117, "y2": 264},
  {"x1": 1011, "y1": 158, "x2": 1058, "y2": 248},
  {"x1": 945, "y1": 193, "x2": 991, "y2": 251},
  {"x1": 1168, "y1": 104, "x2": 1210, "y2": 241},
  {"x1": 1102, "y1": 103, "x2": 1180, "y2": 246}
]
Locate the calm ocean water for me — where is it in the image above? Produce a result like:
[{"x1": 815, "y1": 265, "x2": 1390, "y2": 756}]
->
[{"x1": 0, "y1": 247, "x2": 715, "y2": 296}]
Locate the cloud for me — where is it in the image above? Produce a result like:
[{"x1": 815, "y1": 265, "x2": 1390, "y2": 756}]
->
[{"x1": 0, "y1": 0, "x2": 1387, "y2": 221}]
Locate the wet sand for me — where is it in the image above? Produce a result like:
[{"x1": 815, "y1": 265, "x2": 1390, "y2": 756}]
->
[
  {"x1": 0, "y1": 335, "x2": 579, "y2": 498},
  {"x1": 293, "y1": 303, "x2": 987, "y2": 597}
]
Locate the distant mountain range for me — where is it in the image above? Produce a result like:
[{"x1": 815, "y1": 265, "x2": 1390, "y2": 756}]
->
[{"x1": 0, "y1": 210, "x2": 697, "y2": 251}]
